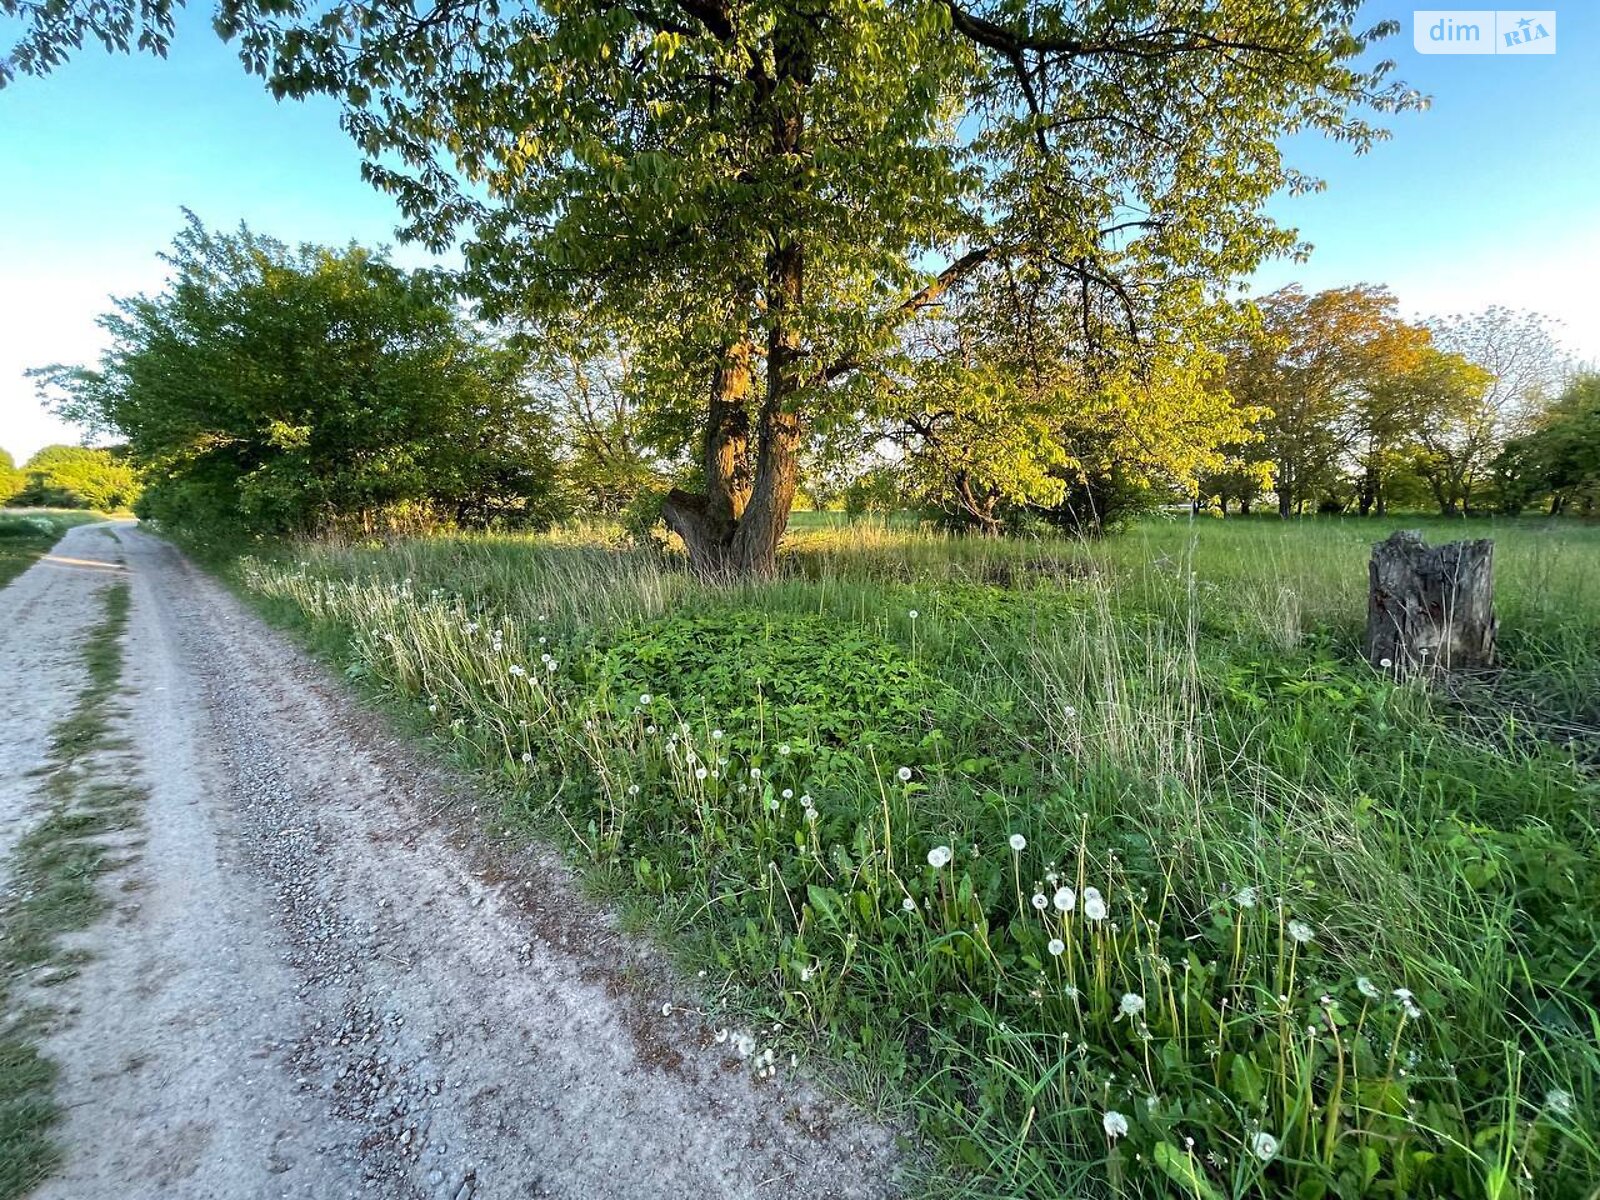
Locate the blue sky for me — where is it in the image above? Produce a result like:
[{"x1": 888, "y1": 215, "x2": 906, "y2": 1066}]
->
[{"x1": 2, "y1": 3, "x2": 1596, "y2": 461}]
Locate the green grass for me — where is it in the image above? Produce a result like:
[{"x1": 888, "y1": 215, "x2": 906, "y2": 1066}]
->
[
  {"x1": 0, "y1": 581, "x2": 137, "y2": 1200},
  {"x1": 0, "y1": 510, "x2": 109, "y2": 591},
  {"x1": 234, "y1": 514, "x2": 1600, "y2": 1199}
]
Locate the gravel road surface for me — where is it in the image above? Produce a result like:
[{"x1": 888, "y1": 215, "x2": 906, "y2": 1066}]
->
[{"x1": 1, "y1": 522, "x2": 901, "y2": 1200}]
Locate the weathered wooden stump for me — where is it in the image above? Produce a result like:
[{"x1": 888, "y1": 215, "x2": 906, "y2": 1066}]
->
[{"x1": 1365, "y1": 530, "x2": 1496, "y2": 674}]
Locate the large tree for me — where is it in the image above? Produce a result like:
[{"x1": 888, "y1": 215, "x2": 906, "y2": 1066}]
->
[
  {"x1": 36, "y1": 215, "x2": 563, "y2": 538},
  {"x1": 5, "y1": 0, "x2": 1418, "y2": 572}
]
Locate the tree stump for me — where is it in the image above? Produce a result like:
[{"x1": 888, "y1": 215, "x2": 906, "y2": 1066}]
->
[{"x1": 1365, "y1": 530, "x2": 1496, "y2": 674}]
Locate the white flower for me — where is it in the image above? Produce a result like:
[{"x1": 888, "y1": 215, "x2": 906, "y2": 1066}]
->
[
  {"x1": 908, "y1": 609, "x2": 919, "y2": 620},
  {"x1": 1082, "y1": 887, "x2": 1107, "y2": 922},
  {"x1": 896, "y1": 766, "x2": 913, "y2": 782},
  {"x1": 1047, "y1": 938, "x2": 1065, "y2": 957},
  {"x1": 1053, "y1": 886, "x2": 1075, "y2": 913},
  {"x1": 927, "y1": 845, "x2": 952, "y2": 869},
  {"x1": 781, "y1": 788, "x2": 793, "y2": 800},
  {"x1": 711, "y1": 729, "x2": 724, "y2": 740},
  {"x1": 1545, "y1": 1089, "x2": 1575, "y2": 1118},
  {"x1": 749, "y1": 766, "x2": 762, "y2": 780},
  {"x1": 902, "y1": 897, "x2": 916, "y2": 912},
  {"x1": 778, "y1": 743, "x2": 791, "y2": 756},
  {"x1": 1251, "y1": 1131, "x2": 1279, "y2": 1161},
  {"x1": 1102, "y1": 1110, "x2": 1129, "y2": 1139},
  {"x1": 508, "y1": 664, "x2": 526, "y2": 677},
  {"x1": 1288, "y1": 919, "x2": 1314, "y2": 945},
  {"x1": 1234, "y1": 885, "x2": 1259, "y2": 909},
  {"x1": 1008, "y1": 833, "x2": 1027, "y2": 852},
  {"x1": 639, "y1": 693, "x2": 652, "y2": 706},
  {"x1": 695, "y1": 767, "x2": 708, "y2": 781},
  {"x1": 1031, "y1": 893, "x2": 1048, "y2": 910},
  {"x1": 1118, "y1": 993, "x2": 1146, "y2": 1019},
  {"x1": 1356, "y1": 976, "x2": 1380, "y2": 999}
]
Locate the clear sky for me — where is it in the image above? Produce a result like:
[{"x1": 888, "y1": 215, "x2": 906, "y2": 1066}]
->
[{"x1": 2, "y1": 3, "x2": 1596, "y2": 462}]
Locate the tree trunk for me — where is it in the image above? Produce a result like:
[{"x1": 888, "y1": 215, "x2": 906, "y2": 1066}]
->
[
  {"x1": 1365, "y1": 530, "x2": 1496, "y2": 675},
  {"x1": 1239, "y1": 497, "x2": 1252, "y2": 516},
  {"x1": 661, "y1": 341, "x2": 755, "y2": 573}
]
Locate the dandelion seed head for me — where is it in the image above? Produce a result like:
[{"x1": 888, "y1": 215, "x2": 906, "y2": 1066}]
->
[
  {"x1": 1251, "y1": 1131, "x2": 1279, "y2": 1161},
  {"x1": 627, "y1": 783, "x2": 640, "y2": 796},
  {"x1": 902, "y1": 897, "x2": 916, "y2": 912},
  {"x1": 1357, "y1": 976, "x2": 1380, "y2": 999},
  {"x1": 1031, "y1": 893, "x2": 1048, "y2": 910},
  {"x1": 1546, "y1": 1089, "x2": 1575, "y2": 1118},
  {"x1": 1234, "y1": 885, "x2": 1258, "y2": 909},
  {"x1": 907, "y1": 609, "x2": 919, "y2": 620},
  {"x1": 695, "y1": 767, "x2": 708, "y2": 780},
  {"x1": 1008, "y1": 833, "x2": 1027, "y2": 852},
  {"x1": 1053, "y1": 886, "x2": 1075, "y2": 913},
  {"x1": 1118, "y1": 993, "x2": 1146, "y2": 1018},
  {"x1": 896, "y1": 766, "x2": 913, "y2": 782},
  {"x1": 1102, "y1": 1111, "x2": 1129, "y2": 1139},
  {"x1": 927, "y1": 845, "x2": 952, "y2": 869},
  {"x1": 1288, "y1": 919, "x2": 1315, "y2": 945},
  {"x1": 1047, "y1": 938, "x2": 1065, "y2": 957},
  {"x1": 639, "y1": 693, "x2": 652, "y2": 705}
]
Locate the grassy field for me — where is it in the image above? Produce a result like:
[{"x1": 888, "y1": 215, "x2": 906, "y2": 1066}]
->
[
  {"x1": 235, "y1": 514, "x2": 1599, "y2": 1199},
  {"x1": 0, "y1": 510, "x2": 109, "y2": 590}
]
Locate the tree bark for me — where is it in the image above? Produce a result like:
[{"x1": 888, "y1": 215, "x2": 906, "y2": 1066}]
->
[
  {"x1": 661, "y1": 341, "x2": 755, "y2": 573},
  {"x1": 1365, "y1": 530, "x2": 1496, "y2": 675}
]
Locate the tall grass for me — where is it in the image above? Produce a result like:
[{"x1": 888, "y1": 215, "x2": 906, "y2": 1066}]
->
[{"x1": 238, "y1": 515, "x2": 1600, "y2": 1198}]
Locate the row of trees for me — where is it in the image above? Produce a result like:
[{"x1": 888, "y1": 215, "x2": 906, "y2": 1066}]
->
[
  {"x1": 0, "y1": 444, "x2": 140, "y2": 511},
  {"x1": 29, "y1": 219, "x2": 1595, "y2": 544},
  {"x1": 1201, "y1": 288, "x2": 1580, "y2": 519},
  {"x1": 5, "y1": 0, "x2": 1427, "y2": 572}
]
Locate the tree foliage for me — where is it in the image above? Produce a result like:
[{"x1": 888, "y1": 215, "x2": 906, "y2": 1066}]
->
[
  {"x1": 9, "y1": 445, "x2": 140, "y2": 510},
  {"x1": 1498, "y1": 373, "x2": 1600, "y2": 516},
  {"x1": 5, "y1": 0, "x2": 1420, "y2": 570},
  {"x1": 35, "y1": 215, "x2": 562, "y2": 539}
]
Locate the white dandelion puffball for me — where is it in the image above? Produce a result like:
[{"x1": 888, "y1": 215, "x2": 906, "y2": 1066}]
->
[
  {"x1": 1062, "y1": 704, "x2": 1077, "y2": 719},
  {"x1": 767, "y1": 797, "x2": 779, "y2": 812},
  {"x1": 749, "y1": 766, "x2": 762, "y2": 780},
  {"x1": 695, "y1": 767, "x2": 708, "y2": 781},
  {"x1": 1287, "y1": 919, "x2": 1315, "y2": 945},
  {"x1": 778, "y1": 743, "x2": 791, "y2": 756},
  {"x1": 1082, "y1": 887, "x2": 1107, "y2": 922},
  {"x1": 627, "y1": 783, "x2": 640, "y2": 796},
  {"x1": 639, "y1": 693, "x2": 652, "y2": 706},
  {"x1": 428, "y1": 703, "x2": 438, "y2": 714},
  {"x1": 1008, "y1": 833, "x2": 1027, "y2": 852},
  {"x1": 1546, "y1": 1089, "x2": 1575, "y2": 1118},
  {"x1": 545, "y1": 659, "x2": 558, "y2": 671},
  {"x1": 1234, "y1": 885, "x2": 1259, "y2": 909},
  {"x1": 1053, "y1": 886, "x2": 1075, "y2": 913},
  {"x1": 711, "y1": 728, "x2": 724, "y2": 740},
  {"x1": 520, "y1": 751, "x2": 533, "y2": 764},
  {"x1": 1031, "y1": 893, "x2": 1049, "y2": 911},
  {"x1": 800, "y1": 794, "x2": 814, "y2": 809},
  {"x1": 896, "y1": 766, "x2": 913, "y2": 782},
  {"x1": 660, "y1": 1002, "x2": 672, "y2": 1016},
  {"x1": 1102, "y1": 1110, "x2": 1129, "y2": 1139},
  {"x1": 927, "y1": 845, "x2": 953, "y2": 869},
  {"x1": 1380, "y1": 657, "x2": 1393, "y2": 669},
  {"x1": 781, "y1": 788, "x2": 793, "y2": 800},
  {"x1": 908, "y1": 609, "x2": 919, "y2": 620},
  {"x1": 805, "y1": 808, "x2": 818, "y2": 822},
  {"x1": 1251, "y1": 1131, "x2": 1279, "y2": 1161},
  {"x1": 902, "y1": 897, "x2": 916, "y2": 912},
  {"x1": 1356, "y1": 976, "x2": 1380, "y2": 1000},
  {"x1": 1047, "y1": 938, "x2": 1065, "y2": 957},
  {"x1": 645, "y1": 724, "x2": 657, "y2": 735},
  {"x1": 1118, "y1": 993, "x2": 1145, "y2": 1020},
  {"x1": 508, "y1": 664, "x2": 526, "y2": 677}
]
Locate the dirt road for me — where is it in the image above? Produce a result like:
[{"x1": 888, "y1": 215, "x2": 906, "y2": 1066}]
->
[{"x1": 1, "y1": 522, "x2": 901, "y2": 1200}]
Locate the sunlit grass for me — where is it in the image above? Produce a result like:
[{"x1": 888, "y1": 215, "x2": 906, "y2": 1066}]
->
[{"x1": 237, "y1": 514, "x2": 1600, "y2": 1198}]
